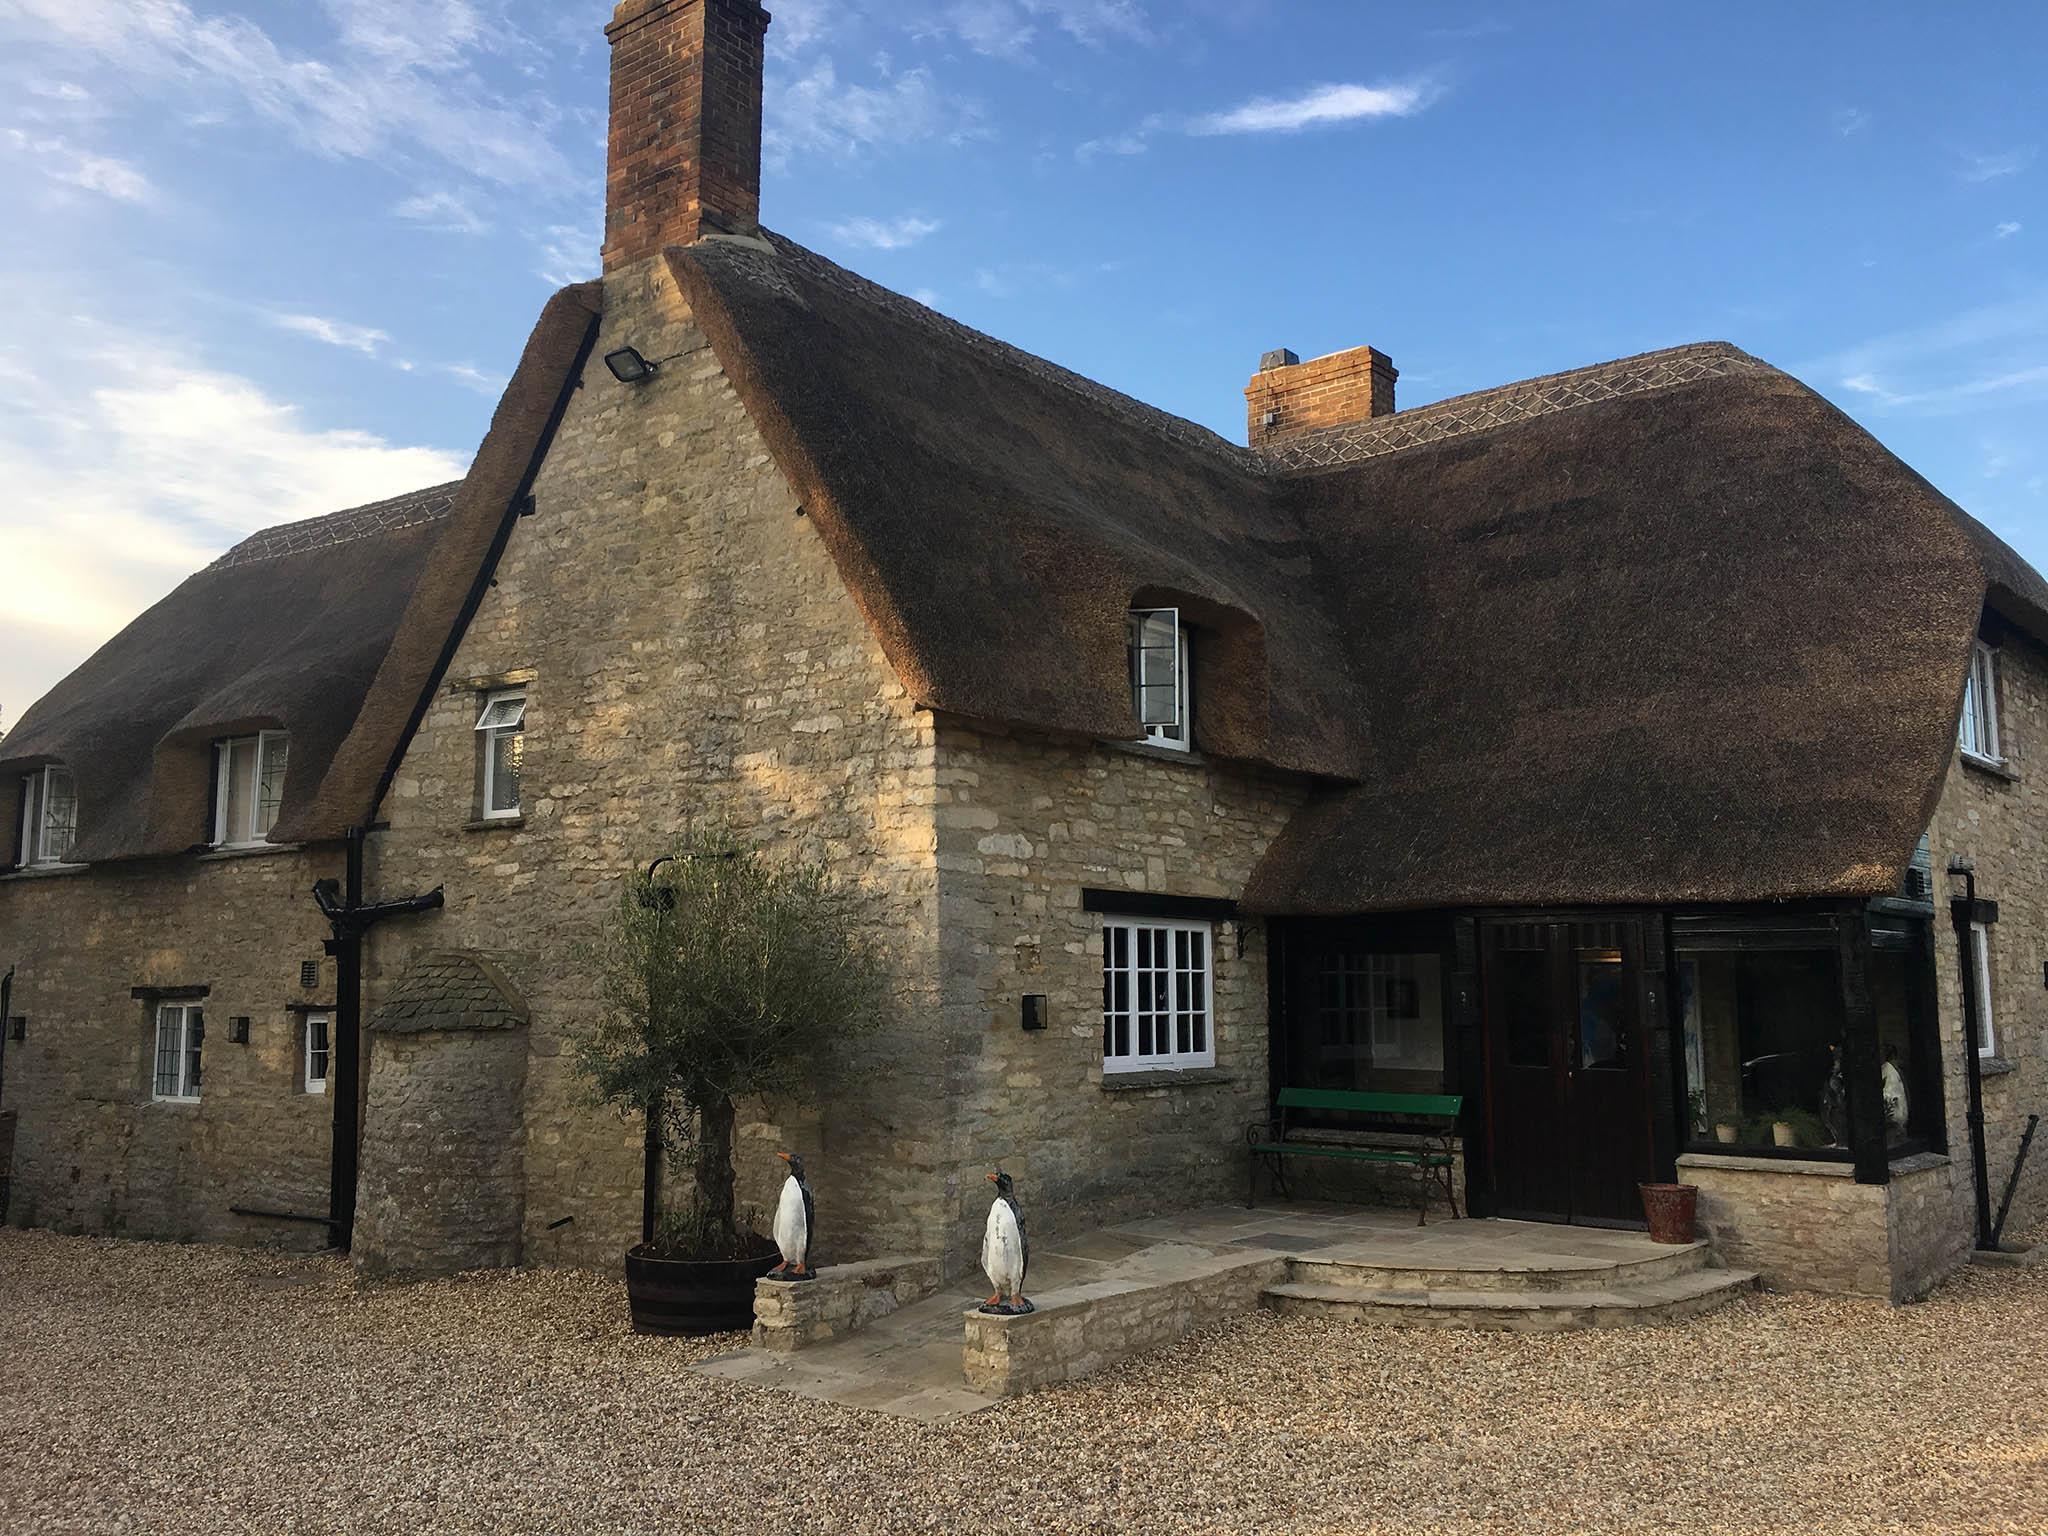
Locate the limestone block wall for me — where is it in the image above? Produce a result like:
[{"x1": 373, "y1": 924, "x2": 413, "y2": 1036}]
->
[
  {"x1": 365, "y1": 252, "x2": 943, "y2": 1272},
  {"x1": 1887, "y1": 1152, "x2": 1972, "y2": 1300},
  {"x1": 932, "y1": 720, "x2": 1310, "y2": 1270},
  {"x1": 354, "y1": 1027, "x2": 529, "y2": 1278},
  {"x1": 1926, "y1": 626, "x2": 2048, "y2": 1246},
  {"x1": 0, "y1": 847, "x2": 343, "y2": 1247},
  {"x1": 1680, "y1": 1155, "x2": 1893, "y2": 1297}
]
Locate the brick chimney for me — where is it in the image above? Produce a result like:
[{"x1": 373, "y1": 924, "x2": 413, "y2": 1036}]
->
[
  {"x1": 603, "y1": 0, "x2": 771, "y2": 273},
  {"x1": 1245, "y1": 344, "x2": 1398, "y2": 450}
]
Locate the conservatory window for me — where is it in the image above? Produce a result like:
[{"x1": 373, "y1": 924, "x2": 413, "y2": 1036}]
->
[
  {"x1": 475, "y1": 689, "x2": 526, "y2": 819},
  {"x1": 213, "y1": 732, "x2": 290, "y2": 847},
  {"x1": 1306, "y1": 950, "x2": 1447, "y2": 1093},
  {"x1": 1101, "y1": 916, "x2": 1213, "y2": 1072},
  {"x1": 18, "y1": 765, "x2": 79, "y2": 866},
  {"x1": 1128, "y1": 608, "x2": 1190, "y2": 752}
]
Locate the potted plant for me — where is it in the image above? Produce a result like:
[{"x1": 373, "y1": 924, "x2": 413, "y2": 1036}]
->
[
  {"x1": 1714, "y1": 1122, "x2": 1739, "y2": 1144},
  {"x1": 571, "y1": 827, "x2": 890, "y2": 1335}
]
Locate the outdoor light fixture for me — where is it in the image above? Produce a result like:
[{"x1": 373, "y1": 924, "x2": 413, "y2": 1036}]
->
[
  {"x1": 1021, "y1": 995, "x2": 1048, "y2": 1032},
  {"x1": 604, "y1": 346, "x2": 659, "y2": 384},
  {"x1": 230, "y1": 1016, "x2": 251, "y2": 1045}
]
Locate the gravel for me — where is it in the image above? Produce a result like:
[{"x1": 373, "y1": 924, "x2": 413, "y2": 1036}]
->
[{"x1": 2, "y1": 1228, "x2": 2045, "y2": 1535}]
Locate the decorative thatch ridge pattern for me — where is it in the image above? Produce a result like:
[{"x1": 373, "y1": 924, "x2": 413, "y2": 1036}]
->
[
  {"x1": 211, "y1": 486, "x2": 459, "y2": 569},
  {"x1": 1262, "y1": 343, "x2": 1774, "y2": 473}
]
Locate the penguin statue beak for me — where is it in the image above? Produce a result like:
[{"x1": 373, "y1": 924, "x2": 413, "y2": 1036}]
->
[
  {"x1": 986, "y1": 1171, "x2": 999, "y2": 1183},
  {"x1": 777, "y1": 1151, "x2": 792, "y2": 1163}
]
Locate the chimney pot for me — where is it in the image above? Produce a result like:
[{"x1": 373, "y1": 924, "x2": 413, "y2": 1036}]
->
[{"x1": 603, "y1": 0, "x2": 771, "y2": 274}]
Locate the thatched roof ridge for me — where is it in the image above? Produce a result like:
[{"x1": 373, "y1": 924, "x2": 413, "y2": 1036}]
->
[{"x1": 210, "y1": 484, "x2": 459, "y2": 569}]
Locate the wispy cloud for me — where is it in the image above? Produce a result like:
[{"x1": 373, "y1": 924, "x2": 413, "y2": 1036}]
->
[
  {"x1": 1078, "y1": 112, "x2": 1168, "y2": 161},
  {"x1": 828, "y1": 214, "x2": 943, "y2": 250},
  {"x1": 392, "y1": 187, "x2": 491, "y2": 234},
  {"x1": 1833, "y1": 106, "x2": 1869, "y2": 137},
  {"x1": 532, "y1": 222, "x2": 597, "y2": 289},
  {"x1": 1820, "y1": 290, "x2": 2048, "y2": 417},
  {"x1": 1189, "y1": 79, "x2": 1440, "y2": 136},
  {"x1": 766, "y1": 58, "x2": 986, "y2": 168},
  {"x1": 4, "y1": 129, "x2": 151, "y2": 201},
  {"x1": 1996, "y1": 221, "x2": 2023, "y2": 240},
  {"x1": 440, "y1": 361, "x2": 506, "y2": 396},
  {"x1": 766, "y1": 0, "x2": 833, "y2": 57},
  {"x1": 1959, "y1": 148, "x2": 2034, "y2": 183},
  {"x1": 917, "y1": 0, "x2": 1150, "y2": 58},
  {"x1": 0, "y1": 0, "x2": 568, "y2": 186},
  {"x1": 270, "y1": 312, "x2": 391, "y2": 356}
]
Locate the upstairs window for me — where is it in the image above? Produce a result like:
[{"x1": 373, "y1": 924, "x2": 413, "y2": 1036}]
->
[
  {"x1": 152, "y1": 1003, "x2": 203, "y2": 1102},
  {"x1": 1101, "y1": 915, "x2": 1214, "y2": 1073},
  {"x1": 214, "y1": 731, "x2": 289, "y2": 847},
  {"x1": 17, "y1": 765, "x2": 79, "y2": 866},
  {"x1": 476, "y1": 689, "x2": 526, "y2": 819},
  {"x1": 1129, "y1": 608, "x2": 1190, "y2": 752},
  {"x1": 1959, "y1": 641, "x2": 2001, "y2": 764}
]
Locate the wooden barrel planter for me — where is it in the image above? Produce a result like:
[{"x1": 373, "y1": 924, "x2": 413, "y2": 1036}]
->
[{"x1": 625, "y1": 1245, "x2": 782, "y2": 1336}]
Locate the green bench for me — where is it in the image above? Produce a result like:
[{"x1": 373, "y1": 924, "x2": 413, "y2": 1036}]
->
[{"x1": 1247, "y1": 1088, "x2": 1463, "y2": 1224}]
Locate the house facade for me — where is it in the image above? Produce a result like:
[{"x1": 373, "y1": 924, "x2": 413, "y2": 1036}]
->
[{"x1": 3, "y1": 0, "x2": 2043, "y2": 1301}]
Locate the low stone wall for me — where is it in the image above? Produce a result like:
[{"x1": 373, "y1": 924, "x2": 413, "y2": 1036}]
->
[
  {"x1": 962, "y1": 1249, "x2": 1286, "y2": 1397},
  {"x1": 1678, "y1": 1152, "x2": 1970, "y2": 1303},
  {"x1": 752, "y1": 1256, "x2": 943, "y2": 1352}
]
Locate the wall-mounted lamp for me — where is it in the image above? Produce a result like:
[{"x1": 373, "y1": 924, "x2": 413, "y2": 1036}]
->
[
  {"x1": 229, "y1": 1016, "x2": 252, "y2": 1045},
  {"x1": 1262, "y1": 410, "x2": 1280, "y2": 431},
  {"x1": 604, "y1": 346, "x2": 660, "y2": 384},
  {"x1": 1021, "y1": 995, "x2": 1048, "y2": 1032},
  {"x1": 6, "y1": 1017, "x2": 24, "y2": 1042}
]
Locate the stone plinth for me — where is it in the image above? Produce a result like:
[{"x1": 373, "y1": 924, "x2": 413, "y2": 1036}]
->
[
  {"x1": 961, "y1": 1249, "x2": 1285, "y2": 1397},
  {"x1": 752, "y1": 1255, "x2": 943, "y2": 1351}
]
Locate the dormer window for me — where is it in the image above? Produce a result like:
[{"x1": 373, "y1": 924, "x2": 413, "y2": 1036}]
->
[
  {"x1": 1129, "y1": 607, "x2": 1190, "y2": 752},
  {"x1": 213, "y1": 731, "x2": 289, "y2": 848},
  {"x1": 1959, "y1": 640, "x2": 2002, "y2": 765},
  {"x1": 17, "y1": 765, "x2": 78, "y2": 866}
]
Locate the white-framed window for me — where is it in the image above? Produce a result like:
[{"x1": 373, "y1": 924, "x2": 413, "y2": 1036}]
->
[
  {"x1": 1101, "y1": 915, "x2": 1214, "y2": 1073},
  {"x1": 476, "y1": 689, "x2": 526, "y2": 819},
  {"x1": 1970, "y1": 922, "x2": 1998, "y2": 1058},
  {"x1": 213, "y1": 731, "x2": 289, "y2": 847},
  {"x1": 152, "y1": 1002, "x2": 204, "y2": 1102},
  {"x1": 304, "y1": 1014, "x2": 331, "y2": 1095},
  {"x1": 17, "y1": 764, "x2": 79, "y2": 866},
  {"x1": 1129, "y1": 608, "x2": 1190, "y2": 752},
  {"x1": 1959, "y1": 641, "x2": 2002, "y2": 764}
]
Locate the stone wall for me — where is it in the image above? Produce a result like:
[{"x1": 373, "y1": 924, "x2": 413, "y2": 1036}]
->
[
  {"x1": 354, "y1": 1027, "x2": 529, "y2": 1279},
  {"x1": 932, "y1": 720, "x2": 1310, "y2": 1271},
  {"x1": 364, "y1": 251, "x2": 943, "y2": 1272},
  {"x1": 1888, "y1": 1152, "x2": 1973, "y2": 1300},
  {"x1": 1926, "y1": 625, "x2": 2048, "y2": 1247},
  {"x1": 0, "y1": 846, "x2": 343, "y2": 1247}
]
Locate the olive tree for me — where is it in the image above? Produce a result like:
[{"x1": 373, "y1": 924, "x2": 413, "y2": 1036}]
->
[{"x1": 571, "y1": 826, "x2": 891, "y2": 1257}]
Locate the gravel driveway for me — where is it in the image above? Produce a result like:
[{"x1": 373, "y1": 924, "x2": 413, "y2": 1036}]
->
[{"x1": 1, "y1": 1228, "x2": 2043, "y2": 1535}]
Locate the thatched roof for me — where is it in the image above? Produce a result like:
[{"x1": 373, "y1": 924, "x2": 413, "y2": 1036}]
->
[{"x1": 0, "y1": 486, "x2": 457, "y2": 862}]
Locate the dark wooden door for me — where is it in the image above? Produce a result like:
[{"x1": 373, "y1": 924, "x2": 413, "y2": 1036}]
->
[{"x1": 1481, "y1": 919, "x2": 1653, "y2": 1226}]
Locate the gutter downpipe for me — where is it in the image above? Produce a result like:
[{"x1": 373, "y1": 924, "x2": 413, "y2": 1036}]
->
[{"x1": 1948, "y1": 860, "x2": 1996, "y2": 1250}]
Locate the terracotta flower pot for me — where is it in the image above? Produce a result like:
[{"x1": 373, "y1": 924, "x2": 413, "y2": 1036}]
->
[
  {"x1": 1714, "y1": 1123, "x2": 1738, "y2": 1144},
  {"x1": 624, "y1": 1243, "x2": 781, "y2": 1336},
  {"x1": 1639, "y1": 1182, "x2": 1699, "y2": 1244}
]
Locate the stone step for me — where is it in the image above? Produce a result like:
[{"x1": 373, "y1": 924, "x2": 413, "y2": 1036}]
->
[
  {"x1": 1285, "y1": 1239, "x2": 1710, "y2": 1295},
  {"x1": 1261, "y1": 1266, "x2": 1758, "y2": 1332}
]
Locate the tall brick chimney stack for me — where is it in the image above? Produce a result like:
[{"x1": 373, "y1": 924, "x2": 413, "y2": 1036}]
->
[
  {"x1": 1245, "y1": 344, "x2": 1398, "y2": 450},
  {"x1": 603, "y1": 0, "x2": 771, "y2": 273}
]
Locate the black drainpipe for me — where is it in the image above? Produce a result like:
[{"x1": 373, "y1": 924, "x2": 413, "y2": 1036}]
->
[
  {"x1": 314, "y1": 827, "x2": 443, "y2": 1250},
  {"x1": 1948, "y1": 861, "x2": 1996, "y2": 1250},
  {"x1": 0, "y1": 963, "x2": 13, "y2": 1112}
]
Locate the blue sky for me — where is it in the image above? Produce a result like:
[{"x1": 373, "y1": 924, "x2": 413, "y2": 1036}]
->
[{"x1": 0, "y1": 0, "x2": 2042, "y2": 725}]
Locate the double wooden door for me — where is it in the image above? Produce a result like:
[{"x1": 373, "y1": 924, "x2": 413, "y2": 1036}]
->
[{"x1": 1480, "y1": 918, "x2": 1654, "y2": 1226}]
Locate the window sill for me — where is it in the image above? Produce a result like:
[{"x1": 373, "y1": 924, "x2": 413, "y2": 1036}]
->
[
  {"x1": 196, "y1": 842, "x2": 301, "y2": 863},
  {"x1": 1980, "y1": 1054, "x2": 2016, "y2": 1078},
  {"x1": 1102, "y1": 739, "x2": 1208, "y2": 768},
  {"x1": 0, "y1": 861, "x2": 90, "y2": 880},
  {"x1": 1677, "y1": 1151, "x2": 1855, "y2": 1178},
  {"x1": 150, "y1": 1097, "x2": 202, "y2": 1108},
  {"x1": 1101, "y1": 1066, "x2": 1233, "y2": 1093},
  {"x1": 465, "y1": 815, "x2": 525, "y2": 832},
  {"x1": 1960, "y1": 751, "x2": 2018, "y2": 784}
]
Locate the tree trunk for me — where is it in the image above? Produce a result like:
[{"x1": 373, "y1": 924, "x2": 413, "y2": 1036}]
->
[{"x1": 694, "y1": 1093, "x2": 738, "y2": 1249}]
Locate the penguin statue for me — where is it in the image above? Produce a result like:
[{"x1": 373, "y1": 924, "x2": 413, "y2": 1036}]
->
[
  {"x1": 979, "y1": 1169, "x2": 1031, "y2": 1315},
  {"x1": 769, "y1": 1151, "x2": 816, "y2": 1280}
]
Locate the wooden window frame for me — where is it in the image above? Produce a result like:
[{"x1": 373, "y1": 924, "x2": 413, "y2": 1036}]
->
[
  {"x1": 212, "y1": 731, "x2": 290, "y2": 848},
  {"x1": 1128, "y1": 608, "x2": 1191, "y2": 753},
  {"x1": 19, "y1": 764, "x2": 79, "y2": 867},
  {"x1": 1100, "y1": 914, "x2": 1215, "y2": 1074},
  {"x1": 475, "y1": 689, "x2": 527, "y2": 821},
  {"x1": 152, "y1": 1001, "x2": 204, "y2": 1103},
  {"x1": 303, "y1": 1013, "x2": 331, "y2": 1095},
  {"x1": 1959, "y1": 641, "x2": 2003, "y2": 767}
]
